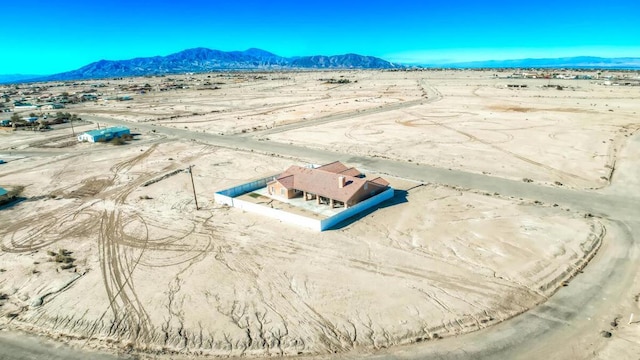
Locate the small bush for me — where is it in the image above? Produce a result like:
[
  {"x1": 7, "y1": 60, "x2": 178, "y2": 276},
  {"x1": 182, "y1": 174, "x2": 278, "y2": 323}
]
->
[
  {"x1": 49, "y1": 249, "x2": 74, "y2": 264},
  {"x1": 60, "y1": 263, "x2": 75, "y2": 270},
  {"x1": 58, "y1": 249, "x2": 72, "y2": 256},
  {"x1": 110, "y1": 137, "x2": 126, "y2": 145},
  {"x1": 7, "y1": 186, "x2": 25, "y2": 198},
  {"x1": 54, "y1": 254, "x2": 74, "y2": 263}
]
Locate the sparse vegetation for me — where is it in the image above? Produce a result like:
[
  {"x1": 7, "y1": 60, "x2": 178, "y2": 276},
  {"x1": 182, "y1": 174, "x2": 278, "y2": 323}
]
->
[
  {"x1": 109, "y1": 137, "x2": 127, "y2": 145},
  {"x1": 322, "y1": 78, "x2": 351, "y2": 84},
  {"x1": 48, "y1": 249, "x2": 75, "y2": 268}
]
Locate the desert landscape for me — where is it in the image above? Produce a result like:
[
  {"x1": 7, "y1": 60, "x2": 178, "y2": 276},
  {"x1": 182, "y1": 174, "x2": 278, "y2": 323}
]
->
[{"x1": 1, "y1": 70, "x2": 640, "y2": 359}]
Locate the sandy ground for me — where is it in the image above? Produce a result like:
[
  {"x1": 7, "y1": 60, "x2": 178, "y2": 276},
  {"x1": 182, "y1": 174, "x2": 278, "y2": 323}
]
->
[
  {"x1": 65, "y1": 70, "x2": 640, "y2": 189},
  {"x1": 0, "y1": 133, "x2": 600, "y2": 358},
  {"x1": 0, "y1": 70, "x2": 638, "y2": 359}
]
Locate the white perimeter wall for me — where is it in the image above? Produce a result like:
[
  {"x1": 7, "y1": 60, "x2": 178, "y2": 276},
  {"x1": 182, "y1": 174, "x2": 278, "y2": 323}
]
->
[
  {"x1": 320, "y1": 187, "x2": 394, "y2": 230},
  {"x1": 233, "y1": 198, "x2": 322, "y2": 231},
  {"x1": 215, "y1": 177, "x2": 395, "y2": 232}
]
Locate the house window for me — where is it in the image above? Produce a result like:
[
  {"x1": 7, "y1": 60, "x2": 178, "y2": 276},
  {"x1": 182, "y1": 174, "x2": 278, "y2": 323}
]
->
[
  {"x1": 270, "y1": 186, "x2": 274, "y2": 193},
  {"x1": 280, "y1": 188, "x2": 285, "y2": 195}
]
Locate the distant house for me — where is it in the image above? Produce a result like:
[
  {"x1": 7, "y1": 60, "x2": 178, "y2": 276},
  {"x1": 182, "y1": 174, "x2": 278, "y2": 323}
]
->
[
  {"x1": 15, "y1": 104, "x2": 38, "y2": 110},
  {"x1": 267, "y1": 161, "x2": 389, "y2": 208},
  {"x1": 23, "y1": 117, "x2": 38, "y2": 123},
  {"x1": 0, "y1": 119, "x2": 11, "y2": 127},
  {"x1": 40, "y1": 103, "x2": 65, "y2": 110},
  {"x1": 81, "y1": 94, "x2": 98, "y2": 101},
  {"x1": 77, "y1": 126, "x2": 130, "y2": 143}
]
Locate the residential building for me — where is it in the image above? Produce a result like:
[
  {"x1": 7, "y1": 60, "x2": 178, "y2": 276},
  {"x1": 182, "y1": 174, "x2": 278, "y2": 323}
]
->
[
  {"x1": 77, "y1": 126, "x2": 130, "y2": 143},
  {"x1": 267, "y1": 161, "x2": 389, "y2": 208}
]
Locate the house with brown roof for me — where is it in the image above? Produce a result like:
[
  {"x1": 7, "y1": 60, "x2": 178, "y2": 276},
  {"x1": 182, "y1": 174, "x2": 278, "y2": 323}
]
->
[{"x1": 267, "y1": 161, "x2": 389, "y2": 209}]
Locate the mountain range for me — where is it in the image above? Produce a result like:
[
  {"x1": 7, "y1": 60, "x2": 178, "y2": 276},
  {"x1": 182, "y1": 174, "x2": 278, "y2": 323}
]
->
[
  {"x1": 28, "y1": 48, "x2": 400, "y2": 82},
  {"x1": 3, "y1": 51, "x2": 640, "y2": 84}
]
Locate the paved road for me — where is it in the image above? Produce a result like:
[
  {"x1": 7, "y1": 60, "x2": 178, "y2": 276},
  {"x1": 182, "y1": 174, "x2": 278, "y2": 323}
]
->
[
  {"x1": 246, "y1": 98, "x2": 428, "y2": 137},
  {"x1": 2, "y1": 112, "x2": 638, "y2": 359},
  {"x1": 85, "y1": 115, "x2": 638, "y2": 220}
]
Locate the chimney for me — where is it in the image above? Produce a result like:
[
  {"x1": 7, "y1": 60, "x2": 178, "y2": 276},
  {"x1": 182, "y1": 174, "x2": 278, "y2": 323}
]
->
[{"x1": 338, "y1": 176, "x2": 345, "y2": 188}]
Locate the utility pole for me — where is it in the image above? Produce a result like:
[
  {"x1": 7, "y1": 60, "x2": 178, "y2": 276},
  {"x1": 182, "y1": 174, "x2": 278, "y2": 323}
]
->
[{"x1": 187, "y1": 165, "x2": 199, "y2": 210}]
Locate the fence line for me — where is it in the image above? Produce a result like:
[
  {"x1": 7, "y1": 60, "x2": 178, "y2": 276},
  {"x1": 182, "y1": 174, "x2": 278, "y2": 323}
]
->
[{"x1": 215, "y1": 176, "x2": 394, "y2": 231}]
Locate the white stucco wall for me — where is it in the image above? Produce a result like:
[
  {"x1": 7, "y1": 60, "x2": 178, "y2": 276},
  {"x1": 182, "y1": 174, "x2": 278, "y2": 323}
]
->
[
  {"x1": 232, "y1": 198, "x2": 322, "y2": 231},
  {"x1": 320, "y1": 187, "x2": 394, "y2": 230}
]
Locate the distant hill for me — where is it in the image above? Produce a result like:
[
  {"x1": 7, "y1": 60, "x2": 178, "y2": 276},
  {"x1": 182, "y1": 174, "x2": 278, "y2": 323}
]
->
[
  {"x1": 25, "y1": 48, "x2": 400, "y2": 82},
  {"x1": 425, "y1": 56, "x2": 640, "y2": 69}
]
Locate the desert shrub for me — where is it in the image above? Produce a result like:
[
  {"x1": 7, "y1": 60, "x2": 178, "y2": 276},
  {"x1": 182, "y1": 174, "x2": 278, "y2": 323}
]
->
[
  {"x1": 7, "y1": 186, "x2": 25, "y2": 198},
  {"x1": 54, "y1": 254, "x2": 74, "y2": 263},
  {"x1": 110, "y1": 137, "x2": 126, "y2": 145},
  {"x1": 49, "y1": 249, "x2": 74, "y2": 263}
]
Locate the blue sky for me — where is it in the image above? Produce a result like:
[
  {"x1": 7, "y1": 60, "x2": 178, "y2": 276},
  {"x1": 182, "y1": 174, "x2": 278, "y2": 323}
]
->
[{"x1": 3, "y1": 0, "x2": 639, "y2": 74}]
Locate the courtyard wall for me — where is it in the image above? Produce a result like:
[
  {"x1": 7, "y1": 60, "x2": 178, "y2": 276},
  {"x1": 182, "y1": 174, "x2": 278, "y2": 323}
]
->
[{"x1": 214, "y1": 174, "x2": 394, "y2": 231}]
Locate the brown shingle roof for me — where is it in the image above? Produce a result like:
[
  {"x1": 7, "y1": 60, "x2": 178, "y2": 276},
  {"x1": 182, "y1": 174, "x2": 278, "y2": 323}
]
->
[
  {"x1": 277, "y1": 174, "x2": 295, "y2": 189},
  {"x1": 338, "y1": 167, "x2": 362, "y2": 177},
  {"x1": 270, "y1": 163, "x2": 389, "y2": 204},
  {"x1": 369, "y1": 177, "x2": 390, "y2": 187},
  {"x1": 316, "y1": 161, "x2": 362, "y2": 177},
  {"x1": 316, "y1": 161, "x2": 350, "y2": 174}
]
